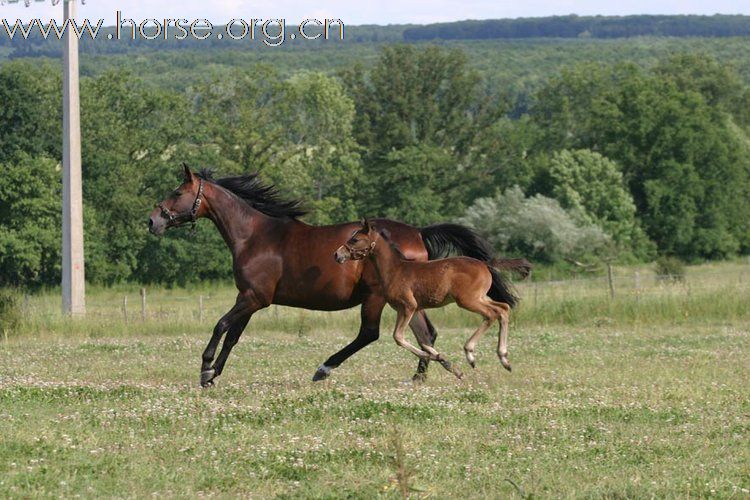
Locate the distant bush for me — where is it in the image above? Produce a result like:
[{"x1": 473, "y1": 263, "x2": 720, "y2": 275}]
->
[
  {"x1": 655, "y1": 257, "x2": 686, "y2": 283},
  {"x1": 0, "y1": 289, "x2": 22, "y2": 339},
  {"x1": 459, "y1": 186, "x2": 612, "y2": 263}
]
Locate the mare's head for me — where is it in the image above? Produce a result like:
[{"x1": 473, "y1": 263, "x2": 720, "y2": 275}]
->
[{"x1": 148, "y1": 164, "x2": 207, "y2": 236}]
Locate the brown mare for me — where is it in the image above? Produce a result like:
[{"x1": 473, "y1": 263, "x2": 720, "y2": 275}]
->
[
  {"x1": 335, "y1": 219, "x2": 516, "y2": 379},
  {"x1": 148, "y1": 165, "x2": 530, "y2": 386}
]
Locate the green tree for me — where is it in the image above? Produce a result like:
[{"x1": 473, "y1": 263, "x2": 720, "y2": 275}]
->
[
  {"x1": 269, "y1": 72, "x2": 363, "y2": 224},
  {"x1": 0, "y1": 153, "x2": 61, "y2": 287},
  {"x1": 80, "y1": 70, "x2": 190, "y2": 284},
  {"x1": 545, "y1": 149, "x2": 653, "y2": 258},
  {"x1": 341, "y1": 45, "x2": 505, "y2": 220},
  {"x1": 0, "y1": 60, "x2": 61, "y2": 162},
  {"x1": 531, "y1": 62, "x2": 750, "y2": 259},
  {"x1": 459, "y1": 186, "x2": 611, "y2": 263}
]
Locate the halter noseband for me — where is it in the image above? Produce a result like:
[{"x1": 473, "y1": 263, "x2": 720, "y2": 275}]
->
[
  {"x1": 157, "y1": 179, "x2": 204, "y2": 230},
  {"x1": 342, "y1": 235, "x2": 376, "y2": 261}
]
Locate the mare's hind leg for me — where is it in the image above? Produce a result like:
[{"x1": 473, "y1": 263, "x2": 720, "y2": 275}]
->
[{"x1": 313, "y1": 295, "x2": 385, "y2": 381}]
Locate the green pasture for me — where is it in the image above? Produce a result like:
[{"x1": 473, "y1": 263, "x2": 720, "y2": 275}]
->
[{"x1": 1, "y1": 261, "x2": 749, "y2": 497}]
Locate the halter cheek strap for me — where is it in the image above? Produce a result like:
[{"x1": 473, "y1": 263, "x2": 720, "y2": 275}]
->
[
  {"x1": 344, "y1": 240, "x2": 376, "y2": 260},
  {"x1": 156, "y1": 179, "x2": 204, "y2": 230}
]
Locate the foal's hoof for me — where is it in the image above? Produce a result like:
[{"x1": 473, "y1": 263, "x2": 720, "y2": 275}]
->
[
  {"x1": 499, "y1": 355, "x2": 512, "y2": 372},
  {"x1": 451, "y1": 366, "x2": 464, "y2": 380},
  {"x1": 200, "y1": 369, "x2": 216, "y2": 387},
  {"x1": 465, "y1": 351, "x2": 477, "y2": 369}
]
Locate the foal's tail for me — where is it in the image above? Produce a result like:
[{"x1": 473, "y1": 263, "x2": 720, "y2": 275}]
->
[
  {"x1": 420, "y1": 223, "x2": 532, "y2": 280},
  {"x1": 487, "y1": 266, "x2": 519, "y2": 309}
]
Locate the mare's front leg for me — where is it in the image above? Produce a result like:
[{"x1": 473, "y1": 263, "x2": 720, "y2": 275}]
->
[
  {"x1": 201, "y1": 290, "x2": 265, "y2": 387},
  {"x1": 201, "y1": 296, "x2": 248, "y2": 387}
]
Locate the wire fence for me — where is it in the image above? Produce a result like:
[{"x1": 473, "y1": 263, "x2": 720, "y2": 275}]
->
[{"x1": 19, "y1": 264, "x2": 750, "y2": 324}]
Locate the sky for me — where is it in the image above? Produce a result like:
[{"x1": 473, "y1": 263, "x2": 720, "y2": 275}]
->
[{"x1": 1, "y1": 0, "x2": 749, "y2": 25}]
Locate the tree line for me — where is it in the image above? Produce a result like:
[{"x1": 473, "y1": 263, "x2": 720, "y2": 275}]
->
[
  {"x1": 403, "y1": 15, "x2": 750, "y2": 41},
  {"x1": 1, "y1": 45, "x2": 749, "y2": 288},
  {"x1": 3, "y1": 15, "x2": 750, "y2": 59}
]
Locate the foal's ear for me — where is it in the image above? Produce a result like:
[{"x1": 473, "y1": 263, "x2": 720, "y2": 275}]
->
[
  {"x1": 182, "y1": 163, "x2": 195, "y2": 182},
  {"x1": 362, "y1": 218, "x2": 373, "y2": 233}
]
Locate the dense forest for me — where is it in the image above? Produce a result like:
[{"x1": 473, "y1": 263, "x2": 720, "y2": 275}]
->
[
  {"x1": 403, "y1": 15, "x2": 750, "y2": 41},
  {"x1": 1, "y1": 17, "x2": 750, "y2": 287}
]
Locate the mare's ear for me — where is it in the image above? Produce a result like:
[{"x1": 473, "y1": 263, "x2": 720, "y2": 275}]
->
[{"x1": 182, "y1": 163, "x2": 195, "y2": 183}]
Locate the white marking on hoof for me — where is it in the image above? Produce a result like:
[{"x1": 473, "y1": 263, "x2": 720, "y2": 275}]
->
[
  {"x1": 465, "y1": 350, "x2": 476, "y2": 368},
  {"x1": 312, "y1": 364, "x2": 332, "y2": 381},
  {"x1": 200, "y1": 369, "x2": 216, "y2": 386}
]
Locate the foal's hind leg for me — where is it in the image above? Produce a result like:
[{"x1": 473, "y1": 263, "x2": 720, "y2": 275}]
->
[
  {"x1": 463, "y1": 316, "x2": 494, "y2": 369},
  {"x1": 491, "y1": 301, "x2": 512, "y2": 372},
  {"x1": 457, "y1": 298, "x2": 497, "y2": 369}
]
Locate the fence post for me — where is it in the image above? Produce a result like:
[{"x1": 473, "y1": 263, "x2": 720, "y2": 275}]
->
[
  {"x1": 140, "y1": 288, "x2": 147, "y2": 321},
  {"x1": 122, "y1": 295, "x2": 128, "y2": 323},
  {"x1": 534, "y1": 283, "x2": 538, "y2": 307},
  {"x1": 23, "y1": 294, "x2": 30, "y2": 313},
  {"x1": 607, "y1": 264, "x2": 615, "y2": 299},
  {"x1": 199, "y1": 295, "x2": 204, "y2": 323}
]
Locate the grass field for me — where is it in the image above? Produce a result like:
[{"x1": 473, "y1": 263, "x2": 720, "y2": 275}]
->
[{"x1": 1, "y1": 262, "x2": 749, "y2": 498}]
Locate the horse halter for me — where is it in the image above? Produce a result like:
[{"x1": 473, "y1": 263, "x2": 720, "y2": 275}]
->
[
  {"x1": 156, "y1": 179, "x2": 204, "y2": 230},
  {"x1": 342, "y1": 236, "x2": 376, "y2": 261}
]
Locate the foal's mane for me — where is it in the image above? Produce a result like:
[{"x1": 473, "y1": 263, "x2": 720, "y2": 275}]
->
[
  {"x1": 196, "y1": 168, "x2": 307, "y2": 219},
  {"x1": 376, "y1": 227, "x2": 414, "y2": 261}
]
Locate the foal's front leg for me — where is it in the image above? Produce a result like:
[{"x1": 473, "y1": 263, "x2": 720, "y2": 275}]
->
[
  {"x1": 394, "y1": 307, "x2": 462, "y2": 379},
  {"x1": 392, "y1": 307, "x2": 433, "y2": 359}
]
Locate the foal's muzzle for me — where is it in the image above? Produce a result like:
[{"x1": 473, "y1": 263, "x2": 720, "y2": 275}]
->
[{"x1": 334, "y1": 245, "x2": 350, "y2": 264}]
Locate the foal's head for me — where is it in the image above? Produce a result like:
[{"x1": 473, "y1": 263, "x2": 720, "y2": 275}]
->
[
  {"x1": 334, "y1": 219, "x2": 382, "y2": 264},
  {"x1": 148, "y1": 164, "x2": 207, "y2": 236}
]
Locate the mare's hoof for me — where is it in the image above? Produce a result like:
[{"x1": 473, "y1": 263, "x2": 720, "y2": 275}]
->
[
  {"x1": 312, "y1": 366, "x2": 331, "y2": 382},
  {"x1": 200, "y1": 369, "x2": 216, "y2": 387},
  {"x1": 412, "y1": 372, "x2": 427, "y2": 384}
]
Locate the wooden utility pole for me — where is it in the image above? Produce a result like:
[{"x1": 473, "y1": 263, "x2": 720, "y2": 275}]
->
[{"x1": 61, "y1": 0, "x2": 85, "y2": 315}]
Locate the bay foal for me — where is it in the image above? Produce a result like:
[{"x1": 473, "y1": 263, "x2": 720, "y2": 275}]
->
[{"x1": 335, "y1": 220, "x2": 517, "y2": 378}]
